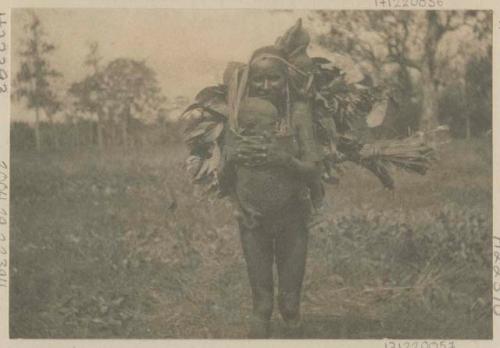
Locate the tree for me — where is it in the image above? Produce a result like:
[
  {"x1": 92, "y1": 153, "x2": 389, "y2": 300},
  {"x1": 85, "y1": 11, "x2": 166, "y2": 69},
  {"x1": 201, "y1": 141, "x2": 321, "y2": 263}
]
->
[
  {"x1": 102, "y1": 59, "x2": 166, "y2": 147},
  {"x1": 464, "y1": 52, "x2": 492, "y2": 138},
  {"x1": 313, "y1": 10, "x2": 491, "y2": 133},
  {"x1": 63, "y1": 91, "x2": 87, "y2": 148},
  {"x1": 13, "y1": 12, "x2": 61, "y2": 151},
  {"x1": 83, "y1": 42, "x2": 105, "y2": 148},
  {"x1": 84, "y1": 41, "x2": 102, "y2": 74},
  {"x1": 433, "y1": 11, "x2": 492, "y2": 138},
  {"x1": 315, "y1": 11, "x2": 424, "y2": 135},
  {"x1": 68, "y1": 42, "x2": 107, "y2": 149}
]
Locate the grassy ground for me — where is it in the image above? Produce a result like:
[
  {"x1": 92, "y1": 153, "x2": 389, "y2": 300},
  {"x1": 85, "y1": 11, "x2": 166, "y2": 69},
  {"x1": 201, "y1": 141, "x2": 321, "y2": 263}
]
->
[{"x1": 10, "y1": 138, "x2": 492, "y2": 338}]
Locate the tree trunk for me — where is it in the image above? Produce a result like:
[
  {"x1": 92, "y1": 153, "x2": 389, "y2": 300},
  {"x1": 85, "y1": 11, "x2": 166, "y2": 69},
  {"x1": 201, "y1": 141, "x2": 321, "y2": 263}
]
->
[
  {"x1": 420, "y1": 12, "x2": 442, "y2": 133},
  {"x1": 420, "y1": 63, "x2": 439, "y2": 132},
  {"x1": 110, "y1": 119, "x2": 117, "y2": 147},
  {"x1": 51, "y1": 122, "x2": 60, "y2": 149},
  {"x1": 74, "y1": 120, "x2": 80, "y2": 148},
  {"x1": 96, "y1": 114, "x2": 104, "y2": 150},
  {"x1": 46, "y1": 112, "x2": 59, "y2": 150},
  {"x1": 53, "y1": 128, "x2": 60, "y2": 149},
  {"x1": 88, "y1": 121, "x2": 94, "y2": 146},
  {"x1": 34, "y1": 106, "x2": 41, "y2": 152},
  {"x1": 465, "y1": 113, "x2": 471, "y2": 139},
  {"x1": 464, "y1": 78, "x2": 472, "y2": 139},
  {"x1": 121, "y1": 118, "x2": 128, "y2": 148}
]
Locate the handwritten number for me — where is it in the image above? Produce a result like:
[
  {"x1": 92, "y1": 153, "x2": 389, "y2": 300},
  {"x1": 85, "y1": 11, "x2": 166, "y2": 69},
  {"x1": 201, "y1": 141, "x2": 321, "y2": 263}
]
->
[
  {"x1": 494, "y1": 266, "x2": 500, "y2": 277},
  {"x1": 494, "y1": 304, "x2": 500, "y2": 316}
]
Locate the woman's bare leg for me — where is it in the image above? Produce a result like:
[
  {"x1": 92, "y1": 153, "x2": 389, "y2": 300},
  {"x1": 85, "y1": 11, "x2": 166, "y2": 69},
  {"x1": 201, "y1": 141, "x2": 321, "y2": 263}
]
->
[
  {"x1": 239, "y1": 223, "x2": 274, "y2": 338},
  {"x1": 275, "y1": 216, "x2": 308, "y2": 336}
]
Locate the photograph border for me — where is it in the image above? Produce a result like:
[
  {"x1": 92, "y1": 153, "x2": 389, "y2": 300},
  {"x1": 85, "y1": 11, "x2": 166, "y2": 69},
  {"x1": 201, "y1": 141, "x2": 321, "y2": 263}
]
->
[{"x1": 0, "y1": 0, "x2": 498, "y2": 347}]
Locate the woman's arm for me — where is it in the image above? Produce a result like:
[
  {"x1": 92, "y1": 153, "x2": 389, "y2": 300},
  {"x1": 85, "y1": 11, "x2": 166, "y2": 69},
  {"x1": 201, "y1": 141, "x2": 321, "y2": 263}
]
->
[
  {"x1": 218, "y1": 129, "x2": 263, "y2": 196},
  {"x1": 285, "y1": 155, "x2": 320, "y2": 180}
]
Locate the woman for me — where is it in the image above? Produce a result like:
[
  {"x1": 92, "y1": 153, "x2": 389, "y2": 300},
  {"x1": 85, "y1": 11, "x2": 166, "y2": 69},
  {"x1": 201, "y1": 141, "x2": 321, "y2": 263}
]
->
[
  {"x1": 218, "y1": 45, "x2": 322, "y2": 338},
  {"x1": 184, "y1": 19, "x2": 433, "y2": 339}
]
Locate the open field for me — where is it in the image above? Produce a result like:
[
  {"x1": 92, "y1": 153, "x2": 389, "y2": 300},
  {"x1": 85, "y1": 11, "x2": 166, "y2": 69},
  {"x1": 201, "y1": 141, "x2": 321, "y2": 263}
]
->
[{"x1": 10, "y1": 138, "x2": 492, "y2": 338}]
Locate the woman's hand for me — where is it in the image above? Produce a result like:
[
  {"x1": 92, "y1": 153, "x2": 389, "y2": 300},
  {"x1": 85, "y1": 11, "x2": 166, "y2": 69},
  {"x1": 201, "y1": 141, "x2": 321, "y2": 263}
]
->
[
  {"x1": 227, "y1": 133, "x2": 292, "y2": 168},
  {"x1": 227, "y1": 134, "x2": 268, "y2": 167},
  {"x1": 260, "y1": 140, "x2": 292, "y2": 167},
  {"x1": 225, "y1": 125, "x2": 299, "y2": 168}
]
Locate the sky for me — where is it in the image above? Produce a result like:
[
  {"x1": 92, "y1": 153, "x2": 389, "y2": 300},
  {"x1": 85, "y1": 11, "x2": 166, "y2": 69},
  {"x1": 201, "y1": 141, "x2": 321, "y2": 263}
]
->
[{"x1": 11, "y1": 8, "x2": 340, "y2": 123}]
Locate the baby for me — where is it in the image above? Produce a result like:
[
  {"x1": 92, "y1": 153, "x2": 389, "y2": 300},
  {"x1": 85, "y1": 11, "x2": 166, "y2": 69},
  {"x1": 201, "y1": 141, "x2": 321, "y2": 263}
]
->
[{"x1": 234, "y1": 97, "x2": 325, "y2": 215}]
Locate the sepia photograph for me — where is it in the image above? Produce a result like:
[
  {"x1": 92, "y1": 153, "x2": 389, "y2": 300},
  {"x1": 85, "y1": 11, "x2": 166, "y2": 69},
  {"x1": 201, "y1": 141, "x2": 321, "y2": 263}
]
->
[{"x1": 4, "y1": 4, "x2": 494, "y2": 341}]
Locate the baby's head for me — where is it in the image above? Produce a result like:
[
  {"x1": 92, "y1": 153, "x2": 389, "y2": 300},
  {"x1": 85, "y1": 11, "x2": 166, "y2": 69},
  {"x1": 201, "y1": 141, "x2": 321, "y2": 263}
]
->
[{"x1": 238, "y1": 97, "x2": 279, "y2": 135}]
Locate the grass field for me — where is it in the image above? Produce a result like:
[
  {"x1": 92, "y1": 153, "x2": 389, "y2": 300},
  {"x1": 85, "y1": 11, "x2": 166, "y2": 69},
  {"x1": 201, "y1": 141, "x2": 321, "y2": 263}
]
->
[{"x1": 10, "y1": 138, "x2": 492, "y2": 338}]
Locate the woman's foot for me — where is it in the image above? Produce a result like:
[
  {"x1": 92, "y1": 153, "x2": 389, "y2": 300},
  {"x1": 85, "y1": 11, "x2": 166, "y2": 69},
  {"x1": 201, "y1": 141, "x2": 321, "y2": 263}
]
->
[
  {"x1": 248, "y1": 315, "x2": 271, "y2": 338},
  {"x1": 282, "y1": 318, "x2": 304, "y2": 338}
]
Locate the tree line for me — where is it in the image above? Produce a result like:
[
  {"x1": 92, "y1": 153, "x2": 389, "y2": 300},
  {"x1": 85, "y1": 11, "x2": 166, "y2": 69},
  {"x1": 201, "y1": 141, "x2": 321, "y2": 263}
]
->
[
  {"x1": 12, "y1": 11, "x2": 492, "y2": 152},
  {"x1": 12, "y1": 12, "x2": 187, "y2": 152}
]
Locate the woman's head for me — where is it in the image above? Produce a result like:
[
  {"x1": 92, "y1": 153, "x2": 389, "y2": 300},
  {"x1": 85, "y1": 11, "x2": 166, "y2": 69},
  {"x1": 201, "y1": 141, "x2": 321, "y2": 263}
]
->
[{"x1": 248, "y1": 46, "x2": 288, "y2": 105}]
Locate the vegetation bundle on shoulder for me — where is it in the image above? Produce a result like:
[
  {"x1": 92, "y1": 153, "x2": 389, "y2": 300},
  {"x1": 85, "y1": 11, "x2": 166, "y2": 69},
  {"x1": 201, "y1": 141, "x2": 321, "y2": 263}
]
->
[{"x1": 182, "y1": 18, "x2": 435, "y2": 195}]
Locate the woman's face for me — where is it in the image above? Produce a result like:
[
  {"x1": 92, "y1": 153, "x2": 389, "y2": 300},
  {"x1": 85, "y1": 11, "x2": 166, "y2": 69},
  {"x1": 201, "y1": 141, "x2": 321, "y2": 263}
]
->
[{"x1": 248, "y1": 57, "x2": 287, "y2": 104}]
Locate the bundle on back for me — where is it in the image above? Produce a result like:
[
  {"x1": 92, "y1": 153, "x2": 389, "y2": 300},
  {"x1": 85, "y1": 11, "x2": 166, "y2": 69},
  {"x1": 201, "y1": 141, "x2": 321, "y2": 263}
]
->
[
  {"x1": 359, "y1": 136, "x2": 434, "y2": 175},
  {"x1": 182, "y1": 18, "x2": 436, "y2": 195}
]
